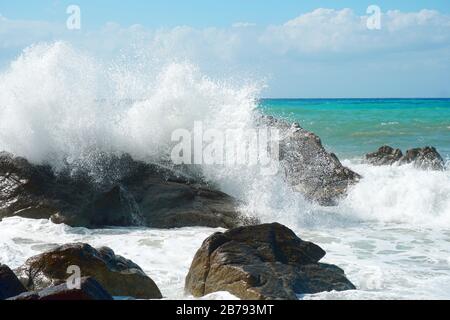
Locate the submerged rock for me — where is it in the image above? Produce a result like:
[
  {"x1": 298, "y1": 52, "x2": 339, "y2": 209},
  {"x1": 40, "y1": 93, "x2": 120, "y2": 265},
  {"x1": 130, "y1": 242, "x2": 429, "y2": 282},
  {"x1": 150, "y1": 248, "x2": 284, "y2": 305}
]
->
[
  {"x1": 15, "y1": 243, "x2": 162, "y2": 299},
  {"x1": 261, "y1": 116, "x2": 361, "y2": 205},
  {"x1": 365, "y1": 146, "x2": 403, "y2": 166},
  {"x1": 0, "y1": 264, "x2": 27, "y2": 299},
  {"x1": 0, "y1": 152, "x2": 250, "y2": 229},
  {"x1": 185, "y1": 223, "x2": 355, "y2": 300},
  {"x1": 8, "y1": 277, "x2": 113, "y2": 301},
  {"x1": 365, "y1": 146, "x2": 445, "y2": 170}
]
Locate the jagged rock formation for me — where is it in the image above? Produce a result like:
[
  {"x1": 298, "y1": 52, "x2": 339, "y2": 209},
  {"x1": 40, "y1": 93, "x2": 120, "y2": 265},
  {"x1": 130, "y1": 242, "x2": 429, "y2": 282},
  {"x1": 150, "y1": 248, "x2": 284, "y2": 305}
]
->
[
  {"x1": 0, "y1": 152, "x2": 251, "y2": 228},
  {"x1": 261, "y1": 116, "x2": 361, "y2": 205},
  {"x1": 365, "y1": 146, "x2": 445, "y2": 170}
]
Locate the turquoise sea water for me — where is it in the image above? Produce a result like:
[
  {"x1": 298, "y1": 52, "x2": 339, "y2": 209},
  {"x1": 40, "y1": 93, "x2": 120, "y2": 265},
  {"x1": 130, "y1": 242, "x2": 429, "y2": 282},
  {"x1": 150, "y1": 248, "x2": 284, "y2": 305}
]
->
[{"x1": 259, "y1": 99, "x2": 450, "y2": 160}]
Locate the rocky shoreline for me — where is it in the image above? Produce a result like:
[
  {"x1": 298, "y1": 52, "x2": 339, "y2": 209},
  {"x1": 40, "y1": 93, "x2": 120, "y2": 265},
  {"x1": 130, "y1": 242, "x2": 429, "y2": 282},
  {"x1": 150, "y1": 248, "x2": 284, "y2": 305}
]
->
[
  {"x1": 1, "y1": 117, "x2": 446, "y2": 300},
  {"x1": 1, "y1": 223, "x2": 355, "y2": 300}
]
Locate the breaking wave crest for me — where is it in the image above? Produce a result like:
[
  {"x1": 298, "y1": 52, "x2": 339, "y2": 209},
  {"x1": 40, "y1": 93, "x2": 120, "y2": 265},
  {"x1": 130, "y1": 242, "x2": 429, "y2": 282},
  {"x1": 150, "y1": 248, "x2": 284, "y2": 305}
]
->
[{"x1": 1, "y1": 42, "x2": 450, "y2": 229}]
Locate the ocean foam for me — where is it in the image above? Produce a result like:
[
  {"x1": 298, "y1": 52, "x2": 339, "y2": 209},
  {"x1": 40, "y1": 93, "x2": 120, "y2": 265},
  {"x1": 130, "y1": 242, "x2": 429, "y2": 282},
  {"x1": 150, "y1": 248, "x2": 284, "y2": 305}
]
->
[
  {"x1": 2, "y1": 215, "x2": 450, "y2": 300},
  {"x1": 0, "y1": 41, "x2": 311, "y2": 226},
  {"x1": 336, "y1": 161, "x2": 450, "y2": 227},
  {"x1": 0, "y1": 216, "x2": 225, "y2": 299},
  {"x1": 0, "y1": 42, "x2": 259, "y2": 169}
]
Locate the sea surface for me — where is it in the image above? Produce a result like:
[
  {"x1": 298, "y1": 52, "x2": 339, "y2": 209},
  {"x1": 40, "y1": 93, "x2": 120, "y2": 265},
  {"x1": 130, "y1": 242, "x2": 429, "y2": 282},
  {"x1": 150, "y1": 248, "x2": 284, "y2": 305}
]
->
[
  {"x1": 260, "y1": 98, "x2": 450, "y2": 160},
  {"x1": 1, "y1": 43, "x2": 450, "y2": 300}
]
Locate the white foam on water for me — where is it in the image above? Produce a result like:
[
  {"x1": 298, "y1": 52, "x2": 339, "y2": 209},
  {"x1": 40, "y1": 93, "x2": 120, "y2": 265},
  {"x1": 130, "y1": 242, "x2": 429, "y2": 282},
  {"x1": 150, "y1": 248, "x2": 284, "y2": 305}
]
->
[
  {"x1": 336, "y1": 161, "x2": 450, "y2": 227},
  {"x1": 0, "y1": 217, "x2": 230, "y2": 299},
  {"x1": 381, "y1": 121, "x2": 400, "y2": 126},
  {"x1": 0, "y1": 41, "x2": 312, "y2": 225},
  {"x1": 0, "y1": 42, "x2": 280, "y2": 208},
  {"x1": 0, "y1": 42, "x2": 259, "y2": 170},
  {"x1": 2, "y1": 215, "x2": 450, "y2": 300}
]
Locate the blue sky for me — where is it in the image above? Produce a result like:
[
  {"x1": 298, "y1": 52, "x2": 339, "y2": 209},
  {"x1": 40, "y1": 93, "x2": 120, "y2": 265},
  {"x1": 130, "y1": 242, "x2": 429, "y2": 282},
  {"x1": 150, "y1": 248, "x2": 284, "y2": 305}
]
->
[
  {"x1": 1, "y1": 1, "x2": 450, "y2": 97},
  {"x1": 2, "y1": 0, "x2": 450, "y2": 28}
]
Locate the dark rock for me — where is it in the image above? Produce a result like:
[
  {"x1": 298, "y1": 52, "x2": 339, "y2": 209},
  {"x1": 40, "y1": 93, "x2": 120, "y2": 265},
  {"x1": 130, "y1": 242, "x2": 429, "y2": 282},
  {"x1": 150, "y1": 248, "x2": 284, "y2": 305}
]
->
[
  {"x1": 399, "y1": 147, "x2": 445, "y2": 170},
  {"x1": 185, "y1": 223, "x2": 355, "y2": 300},
  {"x1": 0, "y1": 264, "x2": 27, "y2": 299},
  {"x1": 365, "y1": 146, "x2": 403, "y2": 166},
  {"x1": 15, "y1": 243, "x2": 162, "y2": 299},
  {"x1": 119, "y1": 165, "x2": 250, "y2": 229},
  {"x1": 76, "y1": 185, "x2": 143, "y2": 227},
  {"x1": 261, "y1": 116, "x2": 361, "y2": 205},
  {"x1": 8, "y1": 277, "x2": 113, "y2": 300},
  {"x1": 0, "y1": 152, "x2": 252, "y2": 229},
  {"x1": 0, "y1": 151, "x2": 99, "y2": 225},
  {"x1": 364, "y1": 146, "x2": 445, "y2": 170}
]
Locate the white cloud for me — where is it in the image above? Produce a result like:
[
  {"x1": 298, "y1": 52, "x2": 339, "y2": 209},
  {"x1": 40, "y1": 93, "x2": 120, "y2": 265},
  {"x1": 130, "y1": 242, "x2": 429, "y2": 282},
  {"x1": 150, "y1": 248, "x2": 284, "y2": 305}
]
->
[
  {"x1": 259, "y1": 8, "x2": 450, "y2": 55},
  {"x1": 232, "y1": 22, "x2": 257, "y2": 28},
  {"x1": 0, "y1": 8, "x2": 449, "y2": 97},
  {"x1": 1, "y1": 8, "x2": 450, "y2": 58}
]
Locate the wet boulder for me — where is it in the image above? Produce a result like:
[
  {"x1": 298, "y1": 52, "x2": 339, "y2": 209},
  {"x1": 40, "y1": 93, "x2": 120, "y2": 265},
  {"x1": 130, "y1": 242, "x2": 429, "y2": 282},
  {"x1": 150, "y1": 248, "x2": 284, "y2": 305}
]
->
[
  {"x1": 118, "y1": 164, "x2": 250, "y2": 228},
  {"x1": 0, "y1": 151, "x2": 100, "y2": 225},
  {"x1": 0, "y1": 152, "x2": 251, "y2": 229},
  {"x1": 0, "y1": 264, "x2": 27, "y2": 299},
  {"x1": 399, "y1": 147, "x2": 445, "y2": 170},
  {"x1": 15, "y1": 243, "x2": 162, "y2": 299},
  {"x1": 8, "y1": 277, "x2": 113, "y2": 300},
  {"x1": 365, "y1": 146, "x2": 403, "y2": 166},
  {"x1": 185, "y1": 223, "x2": 355, "y2": 300},
  {"x1": 364, "y1": 146, "x2": 445, "y2": 170},
  {"x1": 261, "y1": 116, "x2": 361, "y2": 205}
]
